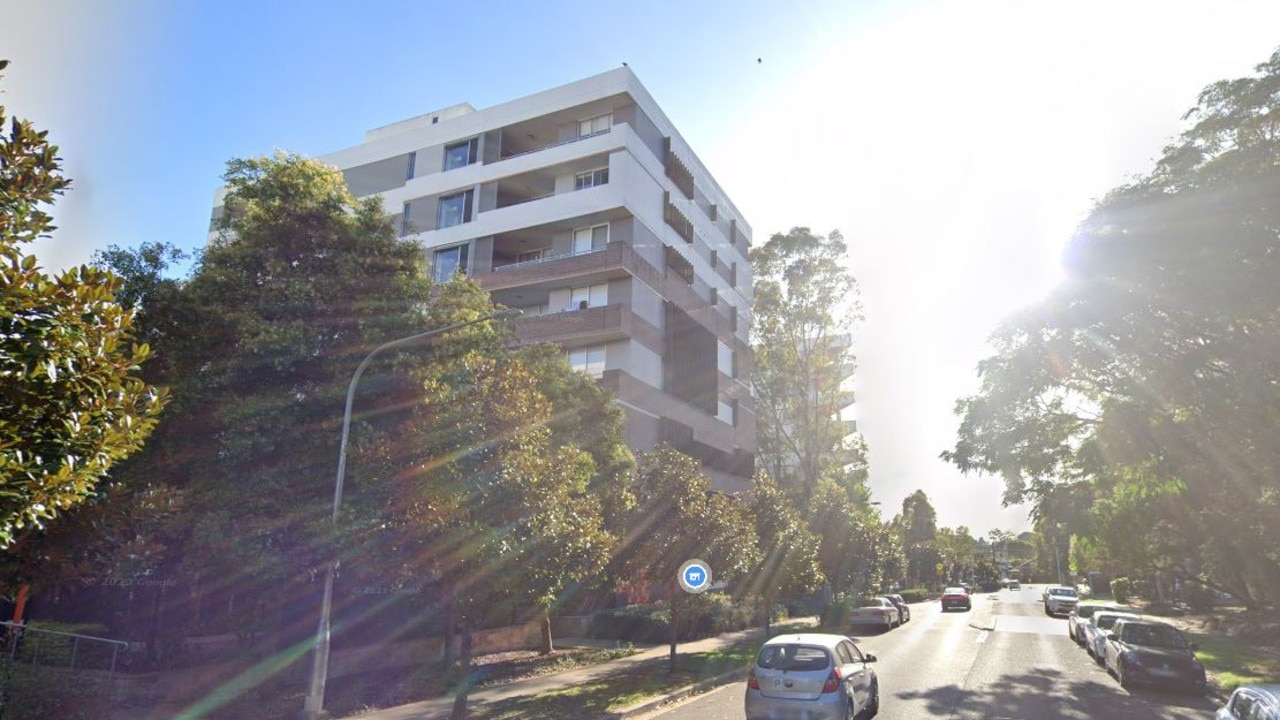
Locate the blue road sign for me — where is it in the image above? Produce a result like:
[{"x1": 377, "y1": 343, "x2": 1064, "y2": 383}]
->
[{"x1": 678, "y1": 559, "x2": 712, "y2": 594}]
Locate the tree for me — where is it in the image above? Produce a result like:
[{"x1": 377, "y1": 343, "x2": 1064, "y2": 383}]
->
[
  {"x1": 611, "y1": 445, "x2": 760, "y2": 672},
  {"x1": 0, "y1": 60, "x2": 166, "y2": 547},
  {"x1": 742, "y1": 472, "x2": 823, "y2": 629},
  {"x1": 751, "y1": 228, "x2": 868, "y2": 505},
  {"x1": 341, "y1": 280, "x2": 620, "y2": 717},
  {"x1": 809, "y1": 479, "x2": 879, "y2": 597},
  {"x1": 895, "y1": 490, "x2": 939, "y2": 588},
  {"x1": 945, "y1": 48, "x2": 1280, "y2": 607}
]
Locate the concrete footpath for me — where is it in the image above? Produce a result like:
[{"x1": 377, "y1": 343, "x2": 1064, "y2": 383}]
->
[{"x1": 339, "y1": 617, "x2": 817, "y2": 720}]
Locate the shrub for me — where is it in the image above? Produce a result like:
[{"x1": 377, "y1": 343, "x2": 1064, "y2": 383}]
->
[
  {"x1": 897, "y1": 588, "x2": 931, "y2": 603},
  {"x1": 1180, "y1": 581, "x2": 1217, "y2": 611},
  {"x1": 589, "y1": 595, "x2": 765, "y2": 643},
  {"x1": 0, "y1": 664, "x2": 114, "y2": 720},
  {"x1": 13, "y1": 623, "x2": 117, "y2": 671},
  {"x1": 1110, "y1": 577, "x2": 1133, "y2": 604}
]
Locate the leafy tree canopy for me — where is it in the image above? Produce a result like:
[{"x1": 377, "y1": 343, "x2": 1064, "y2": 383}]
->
[
  {"x1": 0, "y1": 60, "x2": 165, "y2": 547},
  {"x1": 944, "y1": 48, "x2": 1280, "y2": 605}
]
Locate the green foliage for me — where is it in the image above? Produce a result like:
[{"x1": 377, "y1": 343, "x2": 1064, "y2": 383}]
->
[
  {"x1": 897, "y1": 588, "x2": 931, "y2": 603},
  {"x1": 809, "y1": 480, "x2": 880, "y2": 596},
  {"x1": 0, "y1": 664, "x2": 113, "y2": 720},
  {"x1": 0, "y1": 61, "x2": 166, "y2": 547},
  {"x1": 740, "y1": 472, "x2": 823, "y2": 607},
  {"x1": 943, "y1": 47, "x2": 1280, "y2": 607},
  {"x1": 751, "y1": 227, "x2": 867, "y2": 505},
  {"x1": 1111, "y1": 577, "x2": 1133, "y2": 604},
  {"x1": 588, "y1": 595, "x2": 764, "y2": 643},
  {"x1": 1180, "y1": 581, "x2": 1217, "y2": 611},
  {"x1": 612, "y1": 446, "x2": 760, "y2": 594}
]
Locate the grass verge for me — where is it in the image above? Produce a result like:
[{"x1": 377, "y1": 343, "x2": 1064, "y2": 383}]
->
[
  {"x1": 1185, "y1": 630, "x2": 1280, "y2": 692},
  {"x1": 466, "y1": 642, "x2": 760, "y2": 720}
]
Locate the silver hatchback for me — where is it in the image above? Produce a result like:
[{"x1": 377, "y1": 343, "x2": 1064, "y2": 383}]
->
[{"x1": 745, "y1": 633, "x2": 879, "y2": 720}]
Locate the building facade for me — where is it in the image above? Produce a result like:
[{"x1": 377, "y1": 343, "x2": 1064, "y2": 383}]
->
[{"x1": 313, "y1": 69, "x2": 755, "y2": 491}]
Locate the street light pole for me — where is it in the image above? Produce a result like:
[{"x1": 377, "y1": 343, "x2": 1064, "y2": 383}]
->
[{"x1": 302, "y1": 308, "x2": 521, "y2": 719}]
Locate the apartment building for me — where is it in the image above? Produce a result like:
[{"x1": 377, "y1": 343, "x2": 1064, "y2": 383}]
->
[{"x1": 315, "y1": 68, "x2": 756, "y2": 491}]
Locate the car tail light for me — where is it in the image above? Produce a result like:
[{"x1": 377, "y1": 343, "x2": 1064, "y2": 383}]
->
[
  {"x1": 821, "y1": 666, "x2": 843, "y2": 693},
  {"x1": 747, "y1": 669, "x2": 759, "y2": 690}
]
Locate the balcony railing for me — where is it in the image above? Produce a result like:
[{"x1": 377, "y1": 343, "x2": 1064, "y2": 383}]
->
[
  {"x1": 493, "y1": 246, "x2": 605, "y2": 272},
  {"x1": 498, "y1": 127, "x2": 611, "y2": 162}
]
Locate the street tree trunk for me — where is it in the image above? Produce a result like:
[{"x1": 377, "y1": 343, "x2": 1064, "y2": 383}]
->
[
  {"x1": 539, "y1": 605, "x2": 553, "y2": 655},
  {"x1": 450, "y1": 621, "x2": 474, "y2": 719}
]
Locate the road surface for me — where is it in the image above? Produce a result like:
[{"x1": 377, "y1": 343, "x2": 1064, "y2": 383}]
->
[{"x1": 641, "y1": 585, "x2": 1219, "y2": 720}]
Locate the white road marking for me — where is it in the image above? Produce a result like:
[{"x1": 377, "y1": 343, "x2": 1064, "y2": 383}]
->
[{"x1": 976, "y1": 630, "x2": 989, "y2": 643}]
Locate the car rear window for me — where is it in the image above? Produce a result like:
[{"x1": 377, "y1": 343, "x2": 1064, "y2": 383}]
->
[
  {"x1": 756, "y1": 644, "x2": 831, "y2": 671},
  {"x1": 1049, "y1": 588, "x2": 1078, "y2": 597}
]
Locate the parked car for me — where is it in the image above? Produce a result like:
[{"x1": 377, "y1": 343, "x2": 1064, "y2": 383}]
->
[
  {"x1": 881, "y1": 594, "x2": 911, "y2": 623},
  {"x1": 1084, "y1": 611, "x2": 1142, "y2": 662},
  {"x1": 1042, "y1": 585, "x2": 1079, "y2": 616},
  {"x1": 1007, "y1": 580, "x2": 1021, "y2": 590},
  {"x1": 1102, "y1": 618, "x2": 1207, "y2": 694},
  {"x1": 1217, "y1": 685, "x2": 1280, "y2": 720},
  {"x1": 1068, "y1": 603, "x2": 1134, "y2": 644},
  {"x1": 745, "y1": 633, "x2": 879, "y2": 720},
  {"x1": 847, "y1": 597, "x2": 901, "y2": 632},
  {"x1": 940, "y1": 587, "x2": 971, "y2": 612}
]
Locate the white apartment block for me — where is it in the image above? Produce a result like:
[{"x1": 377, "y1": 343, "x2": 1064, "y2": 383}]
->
[{"x1": 228, "y1": 68, "x2": 756, "y2": 491}]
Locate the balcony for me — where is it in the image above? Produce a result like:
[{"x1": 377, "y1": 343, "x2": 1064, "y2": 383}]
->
[{"x1": 513, "y1": 304, "x2": 631, "y2": 347}]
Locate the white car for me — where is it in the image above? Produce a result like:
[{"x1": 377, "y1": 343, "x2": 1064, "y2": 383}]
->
[
  {"x1": 846, "y1": 597, "x2": 901, "y2": 633},
  {"x1": 746, "y1": 633, "x2": 880, "y2": 720},
  {"x1": 1084, "y1": 611, "x2": 1142, "y2": 661},
  {"x1": 1042, "y1": 585, "x2": 1079, "y2": 615}
]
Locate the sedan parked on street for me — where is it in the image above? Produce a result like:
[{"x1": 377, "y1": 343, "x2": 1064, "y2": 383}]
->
[
  {"x1": 1084, "y1": 611, "x2": 1142, "y2": 662},
  {"x1": 1068, "y1": 603, "x2": 1134, "y2": 644},
  {"x1": 1042, "y1": 585, "x2": 1080, "y2": 616},
  {"x1": 881, "y1": 594, "x2": 911, "y2": 623},
  {"x1": 940, "y1": 587, "x2": 971, "y2": 612},
  {"x1": 847, "y1": 597, "x2": 901, "y2": 633},
  {"x1": 1103, "y1": 618, "x2": 1207, "y2": 694},
  {"x1": 746, "y1": 633, "x2": 879, "y2": 720},
  {"x1": 1217, "y1": 685, "x2": 1280, "y2": 720}
]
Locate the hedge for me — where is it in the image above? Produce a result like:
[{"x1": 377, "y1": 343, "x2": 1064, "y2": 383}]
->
[{"x1": 589, "y1": 595, "x2": 769, "y2": 643}]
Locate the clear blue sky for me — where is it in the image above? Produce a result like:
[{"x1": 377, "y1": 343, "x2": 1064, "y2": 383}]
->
[{"x1": 5, "y1": 0, "x2": 1280, "y2": 535}]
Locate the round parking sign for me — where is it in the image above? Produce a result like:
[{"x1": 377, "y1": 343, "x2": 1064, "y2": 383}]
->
[{"x1": 678, "y1": 559, "x2": 712, "y2": 594}]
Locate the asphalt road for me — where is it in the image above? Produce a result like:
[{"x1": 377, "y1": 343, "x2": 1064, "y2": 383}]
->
[{"x1": 639, "y1": 585, "x2": 1221, "y2": 720}]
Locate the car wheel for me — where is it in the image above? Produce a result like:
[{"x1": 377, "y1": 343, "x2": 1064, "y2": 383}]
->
[{"x1": 866, "y1": 680, "x2": 880, "y2": 718}]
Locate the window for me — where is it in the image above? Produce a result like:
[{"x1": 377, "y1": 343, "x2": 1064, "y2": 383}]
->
[
  {"x1": 718, "y1": 400, "x2": 733, "y2": 424},
  {"x1": 569, "y1": 283, "x2": 608, "y2": 310},
  {"x1": 568, "y1": 347, "x2": 606, "y2": 378},
  {"x1": 575, "y1": 168, "x2": 609, "y2": 190},
  {"x1": 729, "y1": 306, "x2": 738, "y2": 333},
  {"x1": 578, "y1": 113, "x2": 612, "y2": 138},
  {"x1": 718, "y1": 341, "x2": 734, "y2": 377},
  {"x1": 573, "y1": 224, "x2": 608, "y2": 253},
  {"x1": 709, "y1": 249, "x2": 717, "y2": 269},
  {"x1": 443, "y1": 138, "x2": 478, "y2": 171},
  {"x1": 709, "y1": 287, "x2": 718, "y2": 306},
  {"x1": 730, "y1": 261, "x2": 738, "y2": 286},
  {"x1": 432, "y1": 245, "x2": 469, "y2": 283},
  {"x1": 401, "y1": 202, "x2": 412, "y2": 237},
  {"x1": 516, "y1": 249, "x2": 545, "y2": 264},
  {"x1": 437, "y1": 190, "x2": 474, "y2": 228},
  {"x1": 406, "y1": 151, "x2": 417, "y2": 181}
]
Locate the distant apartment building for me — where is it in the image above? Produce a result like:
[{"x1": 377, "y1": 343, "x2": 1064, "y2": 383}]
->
[{"x1": 218, "y1": 69, "x2": 756, "y2": 491}]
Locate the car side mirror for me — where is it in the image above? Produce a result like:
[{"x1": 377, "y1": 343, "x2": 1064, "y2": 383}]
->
[{"x1": 863, "y1": 653, "x2": 877, "y2": 663}]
